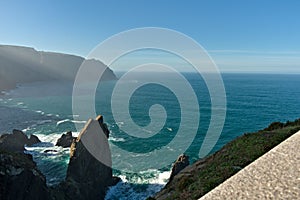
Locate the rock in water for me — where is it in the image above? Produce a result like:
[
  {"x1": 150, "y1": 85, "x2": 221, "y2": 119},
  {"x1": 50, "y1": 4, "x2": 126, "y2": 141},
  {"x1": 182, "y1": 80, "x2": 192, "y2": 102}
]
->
[
  {"x1": 0, "y1": 151, "x2": 51, "y2": 200},
  {"x1": 56, "y1": 131, "x2": 76, "y2": 148},
  {"x1": 169, "y1": 154, "x2": 190, "y2": 181},
  {"x1": 0, "y1": 129, "x2": 41, "y2": 152},
  {"x1": 62, "y1": 116, "x2": 114, "y2": 200},
  {"x1": 28, "y1": 134, "x2": 41, "y2": 146},
  {"x1": 96, "y1": 115, "x2": 110, "y2": 138}
]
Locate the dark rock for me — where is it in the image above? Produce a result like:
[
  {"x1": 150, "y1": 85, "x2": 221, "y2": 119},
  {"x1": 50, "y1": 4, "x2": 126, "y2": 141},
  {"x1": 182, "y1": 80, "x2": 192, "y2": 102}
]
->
[
  {"x1": 169, "y1": 154, "x2": 189, "y2": 181},
  {"x1": 56, "y1": 131, "x2": 76, "y2": 148},
  {"x1": 61, "y1": 115, "x2": 115, "y2": 200},
  {"x1": 111, "y1": 176, "x2": 122, "y2": 186},
  {"x1": 0, "y1": 150, "x2": 51, "y2": 200},
  {"x1": 0, "y1": 129, "x2": 41, "y2": 152},
  {"x1": 0, "y1": 116, "x2": 118, "y2": 200},
  {"x1": 96, "y1": 115, "x2": 110, "y2": 138},
  {"x1": 28, "y1": 134, "x2": 41, "y2": 146}
]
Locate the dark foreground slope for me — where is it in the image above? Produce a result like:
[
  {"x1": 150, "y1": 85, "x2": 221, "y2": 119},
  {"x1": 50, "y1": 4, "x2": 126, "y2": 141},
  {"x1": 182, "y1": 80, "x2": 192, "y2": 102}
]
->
[
  {"x1": 0, "y1": 116, "x2": 118, "y2": 200},
  {"x1": 0, "y1": 45, "x2": 117, "y2": 91},
  {"x1": 0, "y1": 150, "x2": 51, "y2": 200},
  {"x1": 154, "y1": 119, "x2": 300, "y2": 200}
]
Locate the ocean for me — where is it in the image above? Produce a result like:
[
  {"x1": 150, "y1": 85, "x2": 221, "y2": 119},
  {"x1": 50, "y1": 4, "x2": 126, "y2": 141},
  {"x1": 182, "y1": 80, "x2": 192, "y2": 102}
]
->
[{"x1": 0, "y1": 73, "x2": 299, "y2": 199}]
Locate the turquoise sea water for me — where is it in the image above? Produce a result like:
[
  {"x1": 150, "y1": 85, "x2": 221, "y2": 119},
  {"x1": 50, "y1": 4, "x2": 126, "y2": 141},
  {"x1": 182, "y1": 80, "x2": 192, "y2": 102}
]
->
[{"x1": 0, "y1": 73, "x2": 299, "y2": 199}]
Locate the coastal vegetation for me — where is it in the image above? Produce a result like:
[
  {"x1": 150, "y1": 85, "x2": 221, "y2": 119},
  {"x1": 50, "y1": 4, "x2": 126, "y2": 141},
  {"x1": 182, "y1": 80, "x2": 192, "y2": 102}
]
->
[{"x1": 154, "y1": 119, "x2": 300, "y2": 200}]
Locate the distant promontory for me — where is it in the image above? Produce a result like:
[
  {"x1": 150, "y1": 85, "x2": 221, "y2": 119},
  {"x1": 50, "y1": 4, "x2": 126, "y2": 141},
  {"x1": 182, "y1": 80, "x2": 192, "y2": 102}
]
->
[{"x1": 0, "y1": 45, "x2": 117, "y2": 91}]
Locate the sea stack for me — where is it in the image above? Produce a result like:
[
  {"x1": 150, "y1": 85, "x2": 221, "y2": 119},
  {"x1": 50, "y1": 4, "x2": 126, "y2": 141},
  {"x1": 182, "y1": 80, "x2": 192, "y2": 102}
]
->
[
  {"x1": 55, "y1": 131, "x2": 76, "y2": 148},
  {"x1": 61, "y1": 115, "x2": 115, "y2": 200}
]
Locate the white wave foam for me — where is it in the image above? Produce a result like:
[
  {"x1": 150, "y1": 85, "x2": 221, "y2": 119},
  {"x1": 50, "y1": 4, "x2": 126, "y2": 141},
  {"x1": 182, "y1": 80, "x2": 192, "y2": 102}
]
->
[
  {"x1": 1, "y1": 91, "x2": 10, "y2": 95},
  {"x1": 22, "y1": 119, "x2": 52, "y2": 133},
  {"x1": 105, "y1": 169, "x2": 171, "y2": 200},
  {"x1": 28, "y1": 131, "x2": 80, "y2": 145},
  {"x1": 149, "y1": 171, "x2": 171, "y2": 185},
  {"x1": 167, "y1": 127, "x2": 173, "y2": 132},
  {"x1": 109, "y1": 136, "x2": 126, "y2": 142},
  {"x1": 116, "y1": 121, "x2": 124, "y2": 127},
  {"x1": 25, "y1": 140, "x2": 67, "y2": 159},
  {"x1": 56, "y1": 119, "x2": 87, "y2": 126},
  {"x1": 34, "y1": 133, "x2": 62, "y2": 144},
  {"x1": 35, "y1": 110, "x2": 45, "y2": 115},
  {"x1": 22, "y1": 127, "x2": 32, "y2": 132},
  {"x1": 72, "y1": 132, "x2": 80, "y2": 137}
]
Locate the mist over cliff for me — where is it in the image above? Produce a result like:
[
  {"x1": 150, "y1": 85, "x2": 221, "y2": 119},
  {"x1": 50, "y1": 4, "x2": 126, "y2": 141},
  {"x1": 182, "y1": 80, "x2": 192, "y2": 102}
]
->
[{"x1": 0, "y1": 45, "x2": 117, "y2": 91}]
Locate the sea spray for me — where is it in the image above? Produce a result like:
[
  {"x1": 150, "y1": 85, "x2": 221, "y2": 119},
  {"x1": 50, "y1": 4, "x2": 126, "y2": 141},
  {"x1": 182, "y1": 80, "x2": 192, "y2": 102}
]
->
[{"x1": 105, "y1": 170, "x2": 171, "y2": 200}]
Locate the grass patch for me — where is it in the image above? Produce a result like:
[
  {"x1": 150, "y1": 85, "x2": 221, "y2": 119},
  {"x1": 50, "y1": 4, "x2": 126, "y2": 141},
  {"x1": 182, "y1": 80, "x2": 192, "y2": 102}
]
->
[{"x1": 156, "y1": 118, "x2": 300, "y2": 199}]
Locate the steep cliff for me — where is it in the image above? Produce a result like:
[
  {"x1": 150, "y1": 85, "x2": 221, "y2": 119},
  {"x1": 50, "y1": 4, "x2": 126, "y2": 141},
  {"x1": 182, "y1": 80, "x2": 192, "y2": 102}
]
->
[
  {"x1": 0, "y1": 45, "x2": 117, "y2": 91},
  {"x1": 0, "y1": 151, "x2": 51, "y2": 200}
]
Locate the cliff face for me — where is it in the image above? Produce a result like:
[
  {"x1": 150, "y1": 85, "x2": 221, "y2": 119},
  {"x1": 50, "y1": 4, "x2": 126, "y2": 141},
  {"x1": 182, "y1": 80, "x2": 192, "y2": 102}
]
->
[
  {"x1": 0, "y1": 130, "x2": 49, "y2": 200},
  {"x1": 0, "y1": 151, "x2": 51, "y2": 200},
  {"x1": 0, "y1": 45, "x2": 117, "y2": 91}
]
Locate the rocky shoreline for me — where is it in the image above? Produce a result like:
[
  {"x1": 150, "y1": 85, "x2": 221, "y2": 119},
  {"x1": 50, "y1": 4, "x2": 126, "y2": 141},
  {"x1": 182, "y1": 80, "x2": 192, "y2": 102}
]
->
[
  {"x1": 3, "y1": 116, "x2": 299, "y2": 200},
  {"x1": 0, "y1": 115, "x2": 120, "y2": 200}
]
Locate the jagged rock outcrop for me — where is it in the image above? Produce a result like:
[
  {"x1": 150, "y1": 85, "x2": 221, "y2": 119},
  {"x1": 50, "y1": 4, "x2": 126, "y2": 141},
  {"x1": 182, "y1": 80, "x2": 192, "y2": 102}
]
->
[
  {"x1": 0, "y1": 116, "x2": 119, "y2": 200},
  {"x1": 0, "y1": 150, "x2": 51, "y2": 200},
  {"x1": 27, "y1": 134, "x2": 41, "y2": 145},
  {"x1": 154, "y1": 154, "x2": 190, "y2": 200},
  {"x1": 0, "y1": 129, "x2": 41, "y2": 152},
  {"x1": 56, "y1": 131, "x2": 76, "y2": 148},
  {"x1": 169, "y1": 154, "x2": 190, "y2": 181},
  {"x1": 60, "y1": 115, "x2": 118, "y2": 200},
  {"x1": 96, "y1": 115, "x2": 110, "y2": 138}
]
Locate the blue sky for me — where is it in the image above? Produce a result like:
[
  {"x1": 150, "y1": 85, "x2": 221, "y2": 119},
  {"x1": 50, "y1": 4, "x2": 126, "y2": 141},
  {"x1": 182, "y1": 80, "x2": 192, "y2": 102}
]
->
[{"x1": 1, "y1": 0, "x2": 300, "y2": 73}]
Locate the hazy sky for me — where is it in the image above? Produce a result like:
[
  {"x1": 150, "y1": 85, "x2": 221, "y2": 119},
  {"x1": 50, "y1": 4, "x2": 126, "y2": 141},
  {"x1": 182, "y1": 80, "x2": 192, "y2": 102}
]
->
[{"x1": 1, "y1": 0, "x2": 300, "y2": 73}]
